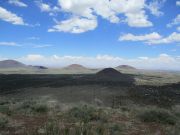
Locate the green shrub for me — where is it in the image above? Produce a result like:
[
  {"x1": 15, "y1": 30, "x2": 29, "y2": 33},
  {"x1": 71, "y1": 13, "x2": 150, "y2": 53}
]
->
[
  {"x1": 20, "y1": 100, "x2": 48, "y2": 114},
  {"x1": 96, "y1": 123, "x2": 106, "y2": 135},
  {"x1": 138, "y1": 109, "x2": 176, "y2": 125},
  {"x1": 32, "y1": 104, "x2": 48, "y2": 113},
  {"x1": 21, "y1": 100, "x2": 36, "y2": 109},
  {"x1": 109, "y1": 123, "x2": 122, "y2": 135},
  {"x1": 0, "y1": 116, "x2": 8, "y2": 128},
  {"x1": 0, "y1": 100, "x2": 10, "y2": 105},
  {"x1": 0, "y1": 105, "x2": 12, "y2": 116},
  {"x1": 43, "y1": 120, "x2": 61, "y2": 135},
  {"x1": 67, "y1": 105, "x2": 107, "y2": 123}
]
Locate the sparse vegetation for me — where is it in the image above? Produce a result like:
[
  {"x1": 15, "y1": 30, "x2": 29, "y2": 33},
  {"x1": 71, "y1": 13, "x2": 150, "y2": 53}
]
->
[
  {"x1": 0, "y1": 115, "x2": 8, "y2": 128},
  {"x1": 13, "y1": 99, "x2": 49, "y2": 115},
  {"x1": 109, "y1": 123, "x2": 122, "y2": 135},
  {"x1": 0, "y1": 105, "x2": 12, "y2": 116},
  {"x1": 66, "y1": 105, "x2": 108, "y2": 123},
  {"x1": 43, "y1": 119, "x2": 61, "y2": 135},
  {"x1": 0, "y1": 73, "x2": 179, "y2": 134},
  {"x1": 32, "y1": 104, "x2": 48, "y2": 113},
  {"x1": 138, "y1": 108, "x2": 176, "y2": 125}
]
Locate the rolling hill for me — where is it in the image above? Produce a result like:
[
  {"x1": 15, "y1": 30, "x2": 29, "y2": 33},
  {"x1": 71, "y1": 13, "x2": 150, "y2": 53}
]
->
[
  {"x1": 116, "y1": 65, "x2": 136, "y2": 70},
  {"x1": 64, "y1": 64, "x2": 88, "y2": 70},
  {"x1": 0, "y1": 60, "x2": 26, "y2": 68}
]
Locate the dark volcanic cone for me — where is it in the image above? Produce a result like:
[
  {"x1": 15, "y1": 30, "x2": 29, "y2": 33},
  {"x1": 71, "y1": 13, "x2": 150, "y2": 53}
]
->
[
  {"x1": 96, "y1": 68, "x2": 123, "y2": 78},
  {"x1": 95, "y1": 68, "x2": 135, "y2": 84}
]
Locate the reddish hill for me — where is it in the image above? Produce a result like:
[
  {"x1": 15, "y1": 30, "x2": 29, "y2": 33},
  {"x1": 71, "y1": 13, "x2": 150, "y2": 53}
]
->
[
  {"x1": 0, "y1": 60, "x2": 26, "y2": 68},
  {"x1": 116, "y1": 65, "x2": 136, "y2": 70},
  {"x1": 64, "y1": 64, "x2": 87, "y2": 70}
]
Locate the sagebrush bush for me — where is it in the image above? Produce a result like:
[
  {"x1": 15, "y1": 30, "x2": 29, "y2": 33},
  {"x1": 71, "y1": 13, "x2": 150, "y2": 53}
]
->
[
  {"x1": 67, "y1": 105, "x2": 108, "y2": 123},
  {"x1": 109, "y1": 123, "x2": 122, "y2": 135},
  {"x1": 0, "y1": 100, "x2": 10, "y2": 105},
  {"x1": 20, "y1": 100, "x2": 48, "y2": 114},
  {"x1": 0, "y1": 116, "x2": 8, "y2": 128},
  {"x1": 138, "y1": 108, "x2": 176, "y2": 125},
  {"x1": 32, "y1": 104, "x2": 48, "y2": 113},
  {"x1": 44, "y1": 120, "x2": 61, "y2": 135},
  {"x1": 21, "y1": 100, "x2": 36, "y2": 109},
  {"x1": 0, "y1": 105, "x2": 12, "y2": 116}
]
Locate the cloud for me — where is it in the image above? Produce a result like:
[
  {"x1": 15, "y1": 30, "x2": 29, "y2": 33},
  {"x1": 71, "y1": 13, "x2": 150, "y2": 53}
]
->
[
  {"x1": 119, "y1": 32, "x2": 180, "y2": 45},
  {"x1": 125, "y1": 11, "x2": 153, "y2": 27},
  {"x1": 37, "y1": 2, "x2": 51, "y2": 12},
  {"x1": 177, "y1": 26, "x2": 180, "y2": 31},
  {"x1": 28, "y1": 23, "x2": 41, "y2": 27},
  {"x1": 0, "y1": 42, "x2": 21, "y2": 47},
  {"x1": 27, "y1": 37, "x2": 40, "y2": 40},
  {"x1": 0, "y1": 6, "x2": 26, "y2": 25},
  {"x1": 33, "y1": 44, "x2": 53, "y2": 48},
  {"x1": 148, "y1": 32, "x2": 180, "y2": 44},
  {"x1": 0, "y1": 41, "x2": 54, "y2": 48},
  {"x1": 48, "y1": 17, "x2": 97, "y2": 33},
  {"x1": 176, "y1": 1, "x2": 180, "y2": 6},
  {"x1": 167, "y1": 14, "x2": 180, "y2": 27},
  {"x1": 119, "y1": 32, "x2": 162, "y2": 41},
  {"x1": 167, "y1": 14, "x2": 180, "y2": 33},
  {"x1": 8, "y1": 0, "x2": 27, "y2": 7},
  {"x1": 146, "y1": 0, "x2": 165, "y2": 17},
  {"x1": 17, "y1": 54, "x2": 180, "y2": 70},
  {"x1": 21, "y1": 54, "x2": 45, "y2": 61},
  {"x1": 35, "y1": 1, "x2": 60, "y2": 16},
  {"x1": 49, "y1": 0, "x2": 154, "y2": 33},
  {"x1": 24, "y1": 43, "x2": 54, "y2": 48}
]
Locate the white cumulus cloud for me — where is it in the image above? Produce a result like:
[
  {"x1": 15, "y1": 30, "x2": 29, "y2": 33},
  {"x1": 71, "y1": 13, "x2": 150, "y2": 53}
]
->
[
  {"x1": 176, "y1": 1, "x2": 180, "y2": 6},
  {"x1": 0, "y1": 6, "x2": 25, "y2": 25},
  {"x1": 119, "y1": 32, "x2": 180, "y2": 45},
  {"x1": 48, "y1": 17, "x2": 97, "y2": 33},
  {"x1": 167, "y1": 14, "x2": 180, "y2": 27},
  {"x1": 49, "y1": 0, "x2": 154, "y2": 33},
  {"x1": 119, "y1": 32, "x2": 162, "y2": 41},
  {"x1": 149, "y1": 32, "x2": 180, "y2": 44},
  {"x1": 8, "y1": 0, "x2": 27, "y2": 7},
  {"x1": 177, "y1": 26, "x2": 180, "y2": 31},
  {"x1": 125, "y1": 11, "x2": 153, "y2": 27},
  {"x1": 35, "y1": 1, "x2": 60, "y2": 16},
  {"x1": 22, "y1": 54, "x2": 45, "y2": 61},
  {"x1": 146, "y1": 0, "x2": 165, "y2": 17}
]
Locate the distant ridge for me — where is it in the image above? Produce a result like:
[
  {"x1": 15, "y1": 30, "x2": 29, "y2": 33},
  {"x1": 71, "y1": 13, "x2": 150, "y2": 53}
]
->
[
  {"x1": 0, "y1": 60, "x2": 26, "y2": 68},
  {"x1": 29, "y1": 65, "x2": 48, "y2": 70},
  {"x1": 0, "y1": 60, "x2": 48, "y2": 70},
  {"x1": 116, "y1": 65, "x2": 136, "y2": 70},
  {"x1": 64, "y1": 64, "x2": 88, "y2": 70}
]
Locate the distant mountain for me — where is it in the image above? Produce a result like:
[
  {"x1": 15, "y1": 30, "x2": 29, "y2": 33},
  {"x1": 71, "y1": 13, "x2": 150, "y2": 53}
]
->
[
  {"x1": 0, "y1": 60, "x2": 48, "y2": 70},
  {"x1": 29, "y1": 65, "x2": 48, "y2": 70},
  {"x1": 64, "y1": 64, "x2": 88, "y2": 70},
  {"x1": 116, "y1": 65, "x2": 136, "y2": 70},
  {"x1": 0, "y1": 60, "x2": 26, "y2": 68}
]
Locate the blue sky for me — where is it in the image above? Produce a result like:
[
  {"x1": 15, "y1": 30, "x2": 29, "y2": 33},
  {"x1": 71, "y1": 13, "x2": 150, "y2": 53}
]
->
[{"x1": 0, "y1": 0, "x2": 180, "y2": 70}]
